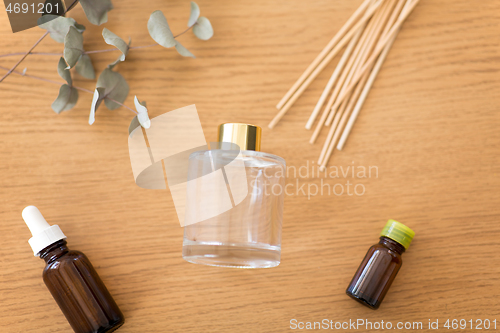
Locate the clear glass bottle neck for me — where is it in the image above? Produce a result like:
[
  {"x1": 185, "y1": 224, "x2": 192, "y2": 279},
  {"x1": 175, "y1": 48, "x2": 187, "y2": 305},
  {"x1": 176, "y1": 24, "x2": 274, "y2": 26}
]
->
[
  {"x1": 379, "y1": 236, "x2": 405, "y2": 255},
  {"x1": 39, "y1": 239, "x2": 69, "y2": 264}
]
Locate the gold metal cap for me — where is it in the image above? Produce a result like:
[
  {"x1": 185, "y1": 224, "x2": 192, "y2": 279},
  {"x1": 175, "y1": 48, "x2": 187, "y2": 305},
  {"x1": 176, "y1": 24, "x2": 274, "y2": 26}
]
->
[{"x1": 217, "y1": 123, "x2": 262, "y2": 151}]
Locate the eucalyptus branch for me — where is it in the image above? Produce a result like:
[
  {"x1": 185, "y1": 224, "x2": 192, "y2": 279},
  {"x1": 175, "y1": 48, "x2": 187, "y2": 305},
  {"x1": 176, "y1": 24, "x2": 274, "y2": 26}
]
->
[
  {"x1": 0, "y1": 0, "x2": 79, "y2": 83},
  {"x1": 0, "y1": 64, "x2": 137, "y2": 115},
  {"x1": 0, "y1": 1, "x2": 213, "y2": 127}
]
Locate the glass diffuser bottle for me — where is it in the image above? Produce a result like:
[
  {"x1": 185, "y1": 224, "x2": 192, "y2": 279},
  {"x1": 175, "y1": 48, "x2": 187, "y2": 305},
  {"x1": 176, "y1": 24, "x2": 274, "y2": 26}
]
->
[{"x1": 182, "y1": 123, "x2": 286, "y2": 268}]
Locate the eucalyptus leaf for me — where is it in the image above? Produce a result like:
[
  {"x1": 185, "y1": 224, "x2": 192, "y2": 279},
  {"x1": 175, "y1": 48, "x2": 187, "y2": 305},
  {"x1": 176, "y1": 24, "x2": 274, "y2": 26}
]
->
[
  {"x1": 96, "y1": 68, "x2": 129, "y2": 110},
  {"x1": 174, "y1": 41, "x2": 195, "y2": 58},
  {"x1": 193, "y1": 17, "x2": 213, "y2": 40},
  {"x1": 79, "y1": 0, "x2": 113, "y2": 25},
  {"x1": 38, "y1": 15, "x2": 81, "y2": 43},
  {"x1": 134, "y1": 96, "x2": 151, "y2": 128},
  {"x1": 188, "y1": 2, "x2": 200, "y2": 27},
  {"x1": 52, "y1": 84, "x2": 78, "y2": 113},
  {"x1": 102, "y1": 28, "x2": 129, "y2": 61},
  {"x1": 64, "y1": 26, "x2": 84, "y2": 69},
  {"x1": 57, "y1": 57, "x2": 72, "y2": 85},
  {"x1": 128, "y1": 116, "x2": 141, "y2": 136},
  {"x1": 89, "y1": 87, "x2": 105, "y2": 124},
  {"x1": 74, "y1": 23, "x2": 86, "y2": 33},
  {"x1": 107, "y1": 55, "x2": 122, "y2": 70},
  {"x1": 75, "y1": 54, "x2": 96, "y2": 79},
  {"x1": 148, "y1": 10, "x2": 175, "y2": 48},
  {"x1": 107, "y1": 38, "x2": 131, "y2": 69}
]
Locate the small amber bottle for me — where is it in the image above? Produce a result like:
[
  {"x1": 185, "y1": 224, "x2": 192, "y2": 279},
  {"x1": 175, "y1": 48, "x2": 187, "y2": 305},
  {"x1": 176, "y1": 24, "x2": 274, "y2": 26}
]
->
[
  {"x1": 346, "y1": 220, "x2": 415, "y2": 310},
  {"x1": 22, "y1": 206, "x2": 125, "y2": 333}
]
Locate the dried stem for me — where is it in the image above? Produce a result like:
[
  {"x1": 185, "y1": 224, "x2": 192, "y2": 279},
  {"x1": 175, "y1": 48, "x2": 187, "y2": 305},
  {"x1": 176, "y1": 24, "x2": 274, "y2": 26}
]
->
[
  {"x1": 0, "y1": 31, "x2": 49, "y2": 82},
  {"x1": 174, "y1": 25, "x2": 194, "y2": 38},
  {"x1": 0, "y1": 52, "x2": 63, "y2": 58}
]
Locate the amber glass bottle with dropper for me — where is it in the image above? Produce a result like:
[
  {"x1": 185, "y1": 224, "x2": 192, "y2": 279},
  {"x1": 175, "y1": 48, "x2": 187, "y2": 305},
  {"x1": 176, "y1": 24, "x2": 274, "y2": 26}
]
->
[{"x1": 22, "y1": 206, "x2": 125, "y2": 333}]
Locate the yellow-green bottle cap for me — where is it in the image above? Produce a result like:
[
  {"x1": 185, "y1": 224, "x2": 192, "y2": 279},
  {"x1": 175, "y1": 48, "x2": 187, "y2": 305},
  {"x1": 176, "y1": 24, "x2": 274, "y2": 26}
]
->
[{"x1": 380, "y1": 219, "x2": 415, "y2": 250}]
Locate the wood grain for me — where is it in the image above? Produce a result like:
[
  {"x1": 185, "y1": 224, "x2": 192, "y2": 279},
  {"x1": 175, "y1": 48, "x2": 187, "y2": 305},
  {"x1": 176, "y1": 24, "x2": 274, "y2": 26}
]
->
[{"x1": 1, "y1": 0, "x2": 499, "y2": 332}]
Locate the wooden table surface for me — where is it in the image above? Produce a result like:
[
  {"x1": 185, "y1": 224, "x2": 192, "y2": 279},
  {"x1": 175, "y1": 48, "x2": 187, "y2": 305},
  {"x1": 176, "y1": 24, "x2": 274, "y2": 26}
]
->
[{"x1": 1, "y1": 0, "x2": 499, "y2": 332}]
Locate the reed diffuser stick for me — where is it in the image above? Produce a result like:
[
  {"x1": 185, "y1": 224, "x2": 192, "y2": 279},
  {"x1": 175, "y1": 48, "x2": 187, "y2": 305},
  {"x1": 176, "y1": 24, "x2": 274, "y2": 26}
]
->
[
  {"x1": 319, "y1": 0, "x2": 396, "y2": 166},
  {"x1": 309, "y1": 0, "x2": 384, "y2": 144},
  {"x1": 320, "y1": 0, "x2": 408, "y2": 168},
  {"x1": 317, "y1": 95, "x2": 351, "y2": 164},
  {"x1": 326, "y1": 0, "x2": 420, "y2": 115},
  {"x1": 305, "y1": 26, "x2": 362, "y2": 130},
  {"x1": 319, "y1": 71, "x2": 371, "y2": 170},
  {"x1": 325, "y1": 0, "x2": 395, "y2": 126},
  {"x1": 308, "y1": 1, "x2": 384, "y2": 143},
  {"x1": 378, "y1": 0, "x2": 407, "y2": 45},
  {"x1": 268, "y1": 0, "x2": 384, "y2": 129},
  {"x1": 276, "y1": 0, "x2": 373, "y2": 110},
  {"x1": 337, "y1": 0, "x2": 411, "y2": 150}
]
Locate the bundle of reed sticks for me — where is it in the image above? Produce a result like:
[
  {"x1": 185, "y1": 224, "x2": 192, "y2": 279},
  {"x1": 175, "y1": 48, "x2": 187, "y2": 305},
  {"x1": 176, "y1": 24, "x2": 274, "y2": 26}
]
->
[{"x1": 269, "y1": 0, "x2": 419, "y2": 171}]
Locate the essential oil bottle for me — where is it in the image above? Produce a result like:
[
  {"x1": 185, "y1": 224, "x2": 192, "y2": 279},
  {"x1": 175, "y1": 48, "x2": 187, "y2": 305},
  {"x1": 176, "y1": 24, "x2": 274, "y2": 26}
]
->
[
  {"x1": 182, "y1": 123, "x2": 286, "y2": 268},
  {"x1": 346, "y1": 219, "x2": 415, "y2": 309},
  {"x1": 22, "y1": 206, "x2": 125, "y2": 333}
]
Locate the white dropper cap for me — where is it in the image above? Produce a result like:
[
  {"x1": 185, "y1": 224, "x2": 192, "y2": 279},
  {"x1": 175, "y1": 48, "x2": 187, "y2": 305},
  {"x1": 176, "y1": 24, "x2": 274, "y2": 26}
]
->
[{"x1": 22, "y1": 206, "x2": 66, "y2": 256}]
